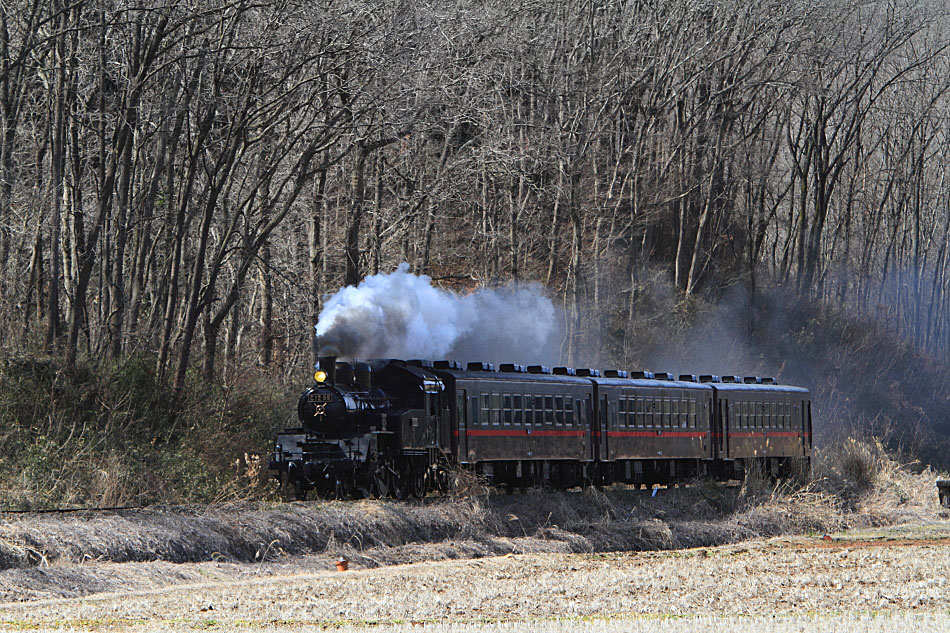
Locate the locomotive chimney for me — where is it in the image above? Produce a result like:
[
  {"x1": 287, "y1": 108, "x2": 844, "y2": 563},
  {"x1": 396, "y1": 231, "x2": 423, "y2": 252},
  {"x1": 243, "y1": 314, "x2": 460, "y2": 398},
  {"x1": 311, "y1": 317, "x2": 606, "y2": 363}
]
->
[{"x1": 318, "y1": 356, "x2": 337, "y2": 384}]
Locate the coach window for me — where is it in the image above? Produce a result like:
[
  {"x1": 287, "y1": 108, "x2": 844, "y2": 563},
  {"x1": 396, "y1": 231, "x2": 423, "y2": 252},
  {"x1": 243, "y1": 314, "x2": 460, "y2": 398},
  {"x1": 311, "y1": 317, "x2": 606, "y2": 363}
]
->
[
  {"x1": 543, "y1": 395, "x2": 554, "y2": 425},
  {"x1": 513, "y1": 395, "x2": 523, "y2": 425},
  {"x1": 688, "y1": 398, "x2": 697, "y2": 428},
  {"x1": 670, "y1": 399, "x2": 679, "y2": 428},
  {"x1": 532, "y1": 395, "x2": 543, "y2": 425},
  {"x1": 503, "y1": 394, "x2": 513, "y2": 426},
  {"x1": 659, "y1": 398, "x2": 668, "y2": 428},
  {"x1": 554, "y1": 396, "x2": 564, "y2": 426},
  {"x1": 480, "y1": 394, "x2": 490, "y2": 427},
  {"x1": 565, "y1": 397, "x2": 574, "y2": 425},
  {"x1": 489, "y1": 393, "x2": 500, "y2": 426},
  {"x1": 618, "y1": 397, "x2": 627, "y2": 427},
  {"x1": 634, "y1": 398, "x2": 644, "y2": 428}
]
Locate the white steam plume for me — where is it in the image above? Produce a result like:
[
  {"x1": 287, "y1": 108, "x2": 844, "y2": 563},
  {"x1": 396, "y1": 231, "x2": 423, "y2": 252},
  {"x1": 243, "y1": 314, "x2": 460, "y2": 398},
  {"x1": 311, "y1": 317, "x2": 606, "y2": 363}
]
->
[{"x1": 315, "y1": 263, "x2": 558, "y2": 364}]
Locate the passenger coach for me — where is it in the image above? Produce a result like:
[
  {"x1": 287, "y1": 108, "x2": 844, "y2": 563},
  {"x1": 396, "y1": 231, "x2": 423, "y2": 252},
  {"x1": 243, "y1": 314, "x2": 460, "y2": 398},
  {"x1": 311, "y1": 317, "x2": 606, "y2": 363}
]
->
[{"x1": 270, "y1": 357, "x2": 813, "y2": 498}]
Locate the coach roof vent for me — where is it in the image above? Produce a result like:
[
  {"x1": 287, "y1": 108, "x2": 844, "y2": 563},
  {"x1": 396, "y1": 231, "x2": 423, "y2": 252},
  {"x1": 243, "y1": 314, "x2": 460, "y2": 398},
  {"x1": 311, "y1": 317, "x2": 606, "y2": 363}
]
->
[
  {"x1": 527, "y1": 365, "x2": 552, "y2": 374},
  {"x1": 553, "y1": 367, "x2": 577, "y2": 376},
  {"x1": 679, "y1": 374, "x2": 698, "y2": 382},
  {"x1": 575, "y1": 368, "x2": 601, "y2": 377},
  {"x1": 759, "y1": 377, "x2": 776, "y2": 384},
  {"x1": 408, "y1": 359, "x2": 434, "y2": 369},
  {"x1": 603, "y1": 369, "x2": 628, "y2": 378},
  {"x1": 466, "y1": 361, "x2": 495, "y2": 372},
  {"x1": 433, "y1": 360, "x2": 462, "y2": 370},
  {"x1": 721, "y1": 375, "x2": 740, "y2": 383},
  {"x1": 629, "y1": 371, "x2": 654, "y2": 379},
  {"x1": 653, "y1": 372, "x2": 673, "y2": 380},
  {"x1": 699, "y1": 374, "x2": 721, "y2": 383},
  {"x1": 500, "y1": 363, "x2": 527, "y2": 373},
  {"x1": 743, "y1": 376, "x2": 758, "y2": 384}
]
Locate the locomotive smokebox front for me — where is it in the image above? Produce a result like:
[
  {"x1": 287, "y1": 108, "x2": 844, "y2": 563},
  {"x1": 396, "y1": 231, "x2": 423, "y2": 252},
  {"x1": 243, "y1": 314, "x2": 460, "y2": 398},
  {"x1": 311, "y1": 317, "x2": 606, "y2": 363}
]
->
[{"x1": 297, "y1": 386, "x2": 347, "y2": 434}]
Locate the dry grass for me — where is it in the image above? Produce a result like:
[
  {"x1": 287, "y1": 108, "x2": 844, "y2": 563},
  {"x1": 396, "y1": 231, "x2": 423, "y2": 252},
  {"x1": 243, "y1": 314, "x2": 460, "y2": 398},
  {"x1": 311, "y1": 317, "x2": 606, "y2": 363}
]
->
[
  {"x1": 4, "y1": 538, "x2": 950, "y2": 631},
  {"x1": 0, "y1": 437, "x2": 942, "y2": 606},
  {"x1": 2, "y1": 613, "x2": 948, "y2": 633}
]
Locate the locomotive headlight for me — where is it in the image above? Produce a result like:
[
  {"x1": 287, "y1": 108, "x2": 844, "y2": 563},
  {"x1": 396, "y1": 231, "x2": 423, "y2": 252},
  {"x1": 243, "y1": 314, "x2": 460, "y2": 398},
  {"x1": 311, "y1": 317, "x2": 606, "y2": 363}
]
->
[{"x1": 314, "y1": 370, "x2": 327, "y2": 383}]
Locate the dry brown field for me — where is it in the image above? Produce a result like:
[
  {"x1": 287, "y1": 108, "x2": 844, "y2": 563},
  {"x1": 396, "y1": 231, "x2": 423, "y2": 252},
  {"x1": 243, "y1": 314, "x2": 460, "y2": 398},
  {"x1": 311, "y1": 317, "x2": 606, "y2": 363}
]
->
[{"x1": 2, "y1": 523, "x2": 950, "y2": 632}]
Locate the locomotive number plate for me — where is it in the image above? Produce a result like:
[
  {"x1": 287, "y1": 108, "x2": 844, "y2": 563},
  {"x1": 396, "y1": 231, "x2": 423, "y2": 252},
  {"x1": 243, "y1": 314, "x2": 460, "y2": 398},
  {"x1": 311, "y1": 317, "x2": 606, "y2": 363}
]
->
[{"x1": 308, "y1": 393, "x2": 332, "y2": 403}]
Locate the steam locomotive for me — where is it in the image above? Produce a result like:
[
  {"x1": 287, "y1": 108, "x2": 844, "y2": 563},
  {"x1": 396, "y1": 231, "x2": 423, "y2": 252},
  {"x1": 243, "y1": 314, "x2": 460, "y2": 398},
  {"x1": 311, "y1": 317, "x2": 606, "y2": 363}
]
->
[{"x1": 268, "y1": 357, "x2": 812, "y2": 499}]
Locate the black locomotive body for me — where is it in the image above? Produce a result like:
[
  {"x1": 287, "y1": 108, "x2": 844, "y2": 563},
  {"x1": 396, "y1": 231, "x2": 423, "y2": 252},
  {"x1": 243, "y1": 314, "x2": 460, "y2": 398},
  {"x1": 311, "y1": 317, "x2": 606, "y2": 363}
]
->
[{"x1": 269, "y1": 358, "x2": 813, "y2": 499}]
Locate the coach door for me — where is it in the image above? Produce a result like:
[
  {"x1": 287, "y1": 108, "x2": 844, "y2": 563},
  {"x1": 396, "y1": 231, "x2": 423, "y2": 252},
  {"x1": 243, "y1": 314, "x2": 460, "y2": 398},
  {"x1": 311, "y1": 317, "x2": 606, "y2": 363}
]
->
[
  {"x1": 579, "y1": 396, "x2": 592, "y2": 460},
  {"x1": 597, "y1": 393, "x2": 610, "y2": 462},
  {"x1": 720, "y1": 397, "x2": 730, "y2": 458},
  {"x1": 457, "y1": 389, "x2": 470, "y2": 463}
]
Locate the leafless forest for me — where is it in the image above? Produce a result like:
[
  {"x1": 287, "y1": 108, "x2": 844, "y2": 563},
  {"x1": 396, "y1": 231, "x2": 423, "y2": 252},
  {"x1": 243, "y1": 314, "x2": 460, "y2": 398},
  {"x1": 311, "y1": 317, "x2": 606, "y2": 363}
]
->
[
  {"x1": 1, "y1": 0, "x2": 950, "y2": 504},
  {"x1": 2, "y1": 0, "x2": 950, "y2": 381}
]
